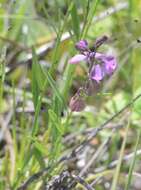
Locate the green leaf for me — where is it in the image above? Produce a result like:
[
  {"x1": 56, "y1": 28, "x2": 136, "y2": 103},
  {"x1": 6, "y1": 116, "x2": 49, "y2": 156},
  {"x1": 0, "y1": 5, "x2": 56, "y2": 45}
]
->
[
  {"x1": 41, "y1": 66, "x2": 66, "y2": 109},
  {"x1": 8, "y1": 0, "x2": 31, "y2": 40},
  {"x1": 34, "y1": 141, "x2": 47, "y2": 156},
  {"x1": 111, "y1": 120, "x2": 130, "y2": 190},
  {"x1": 31, "y1": 47, "x2": 40, "y2": 108},
  {"x1": 124, "y1": 129, "x2": 141, "y2": 190},
  {"x1": 71, "y1": 2, "x2": 80, "y2": 40},
  {"x1": 48, "y1": 109, "x2": 63, "y2": 164},
  {"x1": 31, "y1": 95, "x2": 42, "y2": 136},
  {"x1": 81, "y1": 0, "x2": 100, "y2": 38},
  {"x1": 48, "y1": 109, "x2": 63, "y2": 135},
  {"x1": 31, "y1": 47, "x2": 45, "y2": 136},
  {"x1": 33, "y1": 146, "x2": 46, "y2": 168}
]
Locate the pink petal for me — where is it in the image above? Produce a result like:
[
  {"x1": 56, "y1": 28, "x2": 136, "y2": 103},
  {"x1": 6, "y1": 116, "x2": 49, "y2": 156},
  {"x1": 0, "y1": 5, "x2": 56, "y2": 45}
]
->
[
  {"x1": 68, "y1": 54, "x2": 87, "y2": 64},
  {"x1": 95, "y1": 52, "x2": 105, "y2": 59},
  {"x1": 103, "y1": 56, "x2": 117, "y2": 75},
  {"x1": 94, "y1": 53, "x2": 117, "y2": 75},
  {"x1": 90, "y1": 64, "x2": 105, "y2": 83},
  {"x1": 75, "y1": 40, "x2": 88, "y2": 51}
]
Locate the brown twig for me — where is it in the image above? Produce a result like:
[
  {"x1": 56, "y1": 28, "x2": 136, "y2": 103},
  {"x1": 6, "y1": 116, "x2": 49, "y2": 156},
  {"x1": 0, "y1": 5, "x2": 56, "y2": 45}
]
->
[{"x1": 71, "y1": 174, "x2": 95, "y2": 190}]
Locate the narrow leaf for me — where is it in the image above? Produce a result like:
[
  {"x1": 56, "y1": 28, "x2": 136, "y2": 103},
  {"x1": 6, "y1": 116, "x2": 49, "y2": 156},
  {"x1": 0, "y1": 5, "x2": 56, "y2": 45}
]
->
[{"x1": 71, "y1": 2, "x2": 80, "y2": 40}]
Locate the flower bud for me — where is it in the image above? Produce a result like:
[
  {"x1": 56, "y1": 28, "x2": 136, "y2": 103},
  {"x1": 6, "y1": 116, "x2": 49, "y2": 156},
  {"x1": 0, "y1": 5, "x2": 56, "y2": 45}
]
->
[
  {"x1": 75, "y1": 40, "x2": 88, "y2": 51},
  {"x1": 69, "y1": 94, "x2": 85, "y2": 112},
  {"x1": 94, "y1": 35, "x2": 108, "y2": 49}
]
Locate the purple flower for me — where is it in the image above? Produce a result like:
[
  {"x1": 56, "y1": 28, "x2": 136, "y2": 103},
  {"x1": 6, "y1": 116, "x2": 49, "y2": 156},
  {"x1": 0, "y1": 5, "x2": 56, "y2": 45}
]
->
[
  {"x1": 75, "y1": 40, "x2": 88, "y2": 51},
  {"x1": 90, "y1": 64, "x2": 105, "y2": 83},
  {"x1": 95, "y1": 53, "x2": 117, "y2": 74},
  {"x1": 68, "y1": 52, "x2": 97, "y2": 64},
  {"x1": 68, "y1": 39, "x2": 117, "y2": 83},
  {"x1": 102, "y1": 56, "x2": 117, "y2": 75}
]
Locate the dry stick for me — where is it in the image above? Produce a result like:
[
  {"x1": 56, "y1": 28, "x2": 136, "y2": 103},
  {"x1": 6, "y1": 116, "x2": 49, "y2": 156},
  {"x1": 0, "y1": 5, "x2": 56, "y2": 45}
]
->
[
  {"x1": 71, "y1": 174, "x2": 95, "y2": 190},
  {"x1": 109, "y1": 148, "x2": 141, "y2": 170},
  {"x1": 94, "y1": 149, "x2": 141, "y2": 174},
  {"x1": 90, "y1": 176, "x2": 102, "y2": 187},
  {"x1": 88, "y1": 149, "x2": 141, "y2": 187},
  {"x1": 17, "y1": 93, "x2": 141, "y2": 190},
  {"x1": 58, "y1": 173, "x2": 95, "y2": 190},
  {"x1": 79, "y1": 129, "x2": 115, "y2": 177},
  {"x1": 86, "y1": 148, "x2": 141, "y2": 187},
  {"x1": 78, "y1": 128, "x2": 119, "y2": 188}
]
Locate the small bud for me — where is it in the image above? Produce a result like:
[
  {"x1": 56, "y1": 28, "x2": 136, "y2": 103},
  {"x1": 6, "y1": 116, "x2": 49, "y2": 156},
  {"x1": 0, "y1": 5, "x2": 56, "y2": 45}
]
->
[
  {"x1": 69, "y1": 94, "x2": 85, "y2": 112},
  {"x1": 75, "y1": 40, "x2": 88, "y2": 51},
  {"x1": 94, "y1": 35, "x2": 108, "y2": 49}
]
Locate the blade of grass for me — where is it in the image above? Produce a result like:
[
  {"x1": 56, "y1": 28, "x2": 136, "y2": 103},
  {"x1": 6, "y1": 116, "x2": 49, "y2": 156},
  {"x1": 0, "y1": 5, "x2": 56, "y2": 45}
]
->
[
  {"x1": 0, "y1": 46, "x2": 6, "y2": 110},
  {"x1": 124, "y1": 129, "x2": 141, "y2": 190},
  {"x1": 31, "y1": 47, "x2": 44, "y2": 136},
  {"x1": 110, "y1": 120, "x2": 130, "y2": 190},
  {"x1": 31, "y1": 48, "x2": 40, "y2": 109},
  {"x1": 48, "y1": 109, "x2": 63, "y2": 165},
  {"x1": 71, "y1": 2, "x2": 80, "y2": 40},
  {"x1": 81, "y1": 0, "x2": 90, "y2": 35},
  {"x1": 31, "y1": 94, "x2": 42, "y2": 136},
  {"x1": 12, "y1": 149, "x2": 34, "y2": 189},
  {"x1": 31, "y1": 46, "x2": 67, "y2": 137},
  {"x1": 40, "y1": 65, "x2": 66, "y2": 110},
  {"x1": 8, "y1": 0, "x2": 31, "y2": 40},
  {"x1": 11, "y1": 82, "x2": 17, "y2": 183},
  {"x1": 81, "y1": 0, "x2": 100, "y2": 38},
  {"x1": 49, "y1": 2, "x2": 73, "y2": 76},
  {"x1": 33, "y1": 147, "x2": 46, "y2": 169}
]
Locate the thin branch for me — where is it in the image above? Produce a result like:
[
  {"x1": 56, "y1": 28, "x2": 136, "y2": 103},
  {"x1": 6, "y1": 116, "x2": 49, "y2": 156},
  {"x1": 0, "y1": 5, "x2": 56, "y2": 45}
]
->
[
  {"x1": 71, "y1": 174, "x2": 95, "y2": 190},
  {"x1": 94, "y1": 149, "x2": 141, "y2": 173},
  {"x1": 79, "y1": 129, "x2": 115, "y2": 177}
]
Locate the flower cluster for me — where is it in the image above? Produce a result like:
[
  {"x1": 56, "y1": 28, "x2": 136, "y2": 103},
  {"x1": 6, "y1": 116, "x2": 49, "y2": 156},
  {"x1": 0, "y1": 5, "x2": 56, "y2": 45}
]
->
[
  {"x1": 69, "y1": 37, "x2": 117, "y2": 112},
  {"x1": 69, "y1": 39, "x2": 117, "y2": 83}
]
